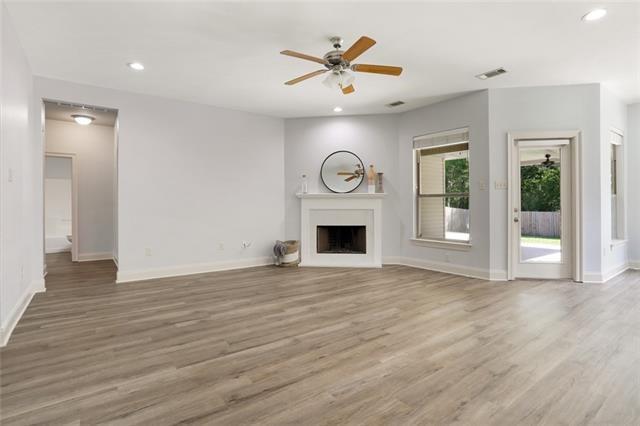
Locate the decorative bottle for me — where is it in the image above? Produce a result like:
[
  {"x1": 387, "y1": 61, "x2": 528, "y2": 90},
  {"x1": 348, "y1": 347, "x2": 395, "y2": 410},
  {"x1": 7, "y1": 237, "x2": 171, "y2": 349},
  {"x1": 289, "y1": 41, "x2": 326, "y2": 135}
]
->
[
  {"x1": 300, "y1": 174, "x2": 308, "y2": 194},
  {"x1": 367, "y1": 165, "x2": 376, "y2": 194}
]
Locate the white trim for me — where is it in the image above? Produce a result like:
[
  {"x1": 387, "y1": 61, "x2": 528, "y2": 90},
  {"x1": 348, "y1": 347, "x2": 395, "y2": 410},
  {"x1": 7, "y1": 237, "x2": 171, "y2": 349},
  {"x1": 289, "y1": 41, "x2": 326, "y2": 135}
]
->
[
  {"x1": 610, "y1": 239, "x2": 627, "y2": 248},
  {"x1": 77, "y1": 252, "x2": 114, "y2": 262},
  {"x1": 296, "y1": 193, "x2": 386, "y2": 199},
  {"x1": 507, "y1": 130, "x2": 583, "y2": 282},
  {"x1": 116, "y1": 256, "x2": 274, "y2": 283},
  {"x1": 382, "y1": 256, "x2": 501, "y2": 281},
  {"x1": 409, "y1": 238, "x2": 471, "y2": 251},
  {"x1": 0, "y1": 280, "x2": 45, "y2": 347},
  {"x1": 45, "y1": 247, "x2": 71, "y2": 254},
  {"x1": 583, "y1": 263, "x2": 629, "y2": 283},
  {"x1": 629, "y1": 260, "x2": 640, "y2": 270}
]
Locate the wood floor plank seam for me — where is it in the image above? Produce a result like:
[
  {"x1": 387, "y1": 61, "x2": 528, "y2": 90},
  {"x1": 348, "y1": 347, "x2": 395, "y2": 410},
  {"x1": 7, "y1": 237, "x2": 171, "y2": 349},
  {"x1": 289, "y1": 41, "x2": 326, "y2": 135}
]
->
[{"x1": 1, "y1": 253, "x2": 638, "y2": 425}]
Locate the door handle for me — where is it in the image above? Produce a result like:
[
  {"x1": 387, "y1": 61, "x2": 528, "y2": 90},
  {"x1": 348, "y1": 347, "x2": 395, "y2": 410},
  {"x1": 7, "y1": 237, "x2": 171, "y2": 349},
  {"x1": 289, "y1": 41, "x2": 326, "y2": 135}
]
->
[{"x1": 514, "y1": 217, "x2": 519, "y2": 223}]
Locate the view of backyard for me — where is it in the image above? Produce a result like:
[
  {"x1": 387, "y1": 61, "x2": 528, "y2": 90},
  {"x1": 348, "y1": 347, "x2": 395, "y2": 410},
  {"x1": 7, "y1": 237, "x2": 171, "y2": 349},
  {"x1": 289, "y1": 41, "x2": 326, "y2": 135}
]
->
[{"x1": 520, "y1": 158, "x2": 562, "y2": 263}]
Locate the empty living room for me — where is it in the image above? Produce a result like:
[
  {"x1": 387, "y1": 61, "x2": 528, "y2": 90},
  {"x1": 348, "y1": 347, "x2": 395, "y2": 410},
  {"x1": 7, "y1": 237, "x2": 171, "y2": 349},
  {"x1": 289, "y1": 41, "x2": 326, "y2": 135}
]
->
[{"x1": 1, "y1": 1, "x2": 639, "y2": 424}]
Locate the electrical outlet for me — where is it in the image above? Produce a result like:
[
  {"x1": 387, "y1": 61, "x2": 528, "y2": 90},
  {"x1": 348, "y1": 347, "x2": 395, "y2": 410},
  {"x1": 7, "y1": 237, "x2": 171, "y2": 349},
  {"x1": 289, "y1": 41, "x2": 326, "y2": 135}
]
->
[
  {"x1": 145, "y1": 247, "x2": 152, "y2": 256},
  {"x1": 479, "y1": 180, "x2": 487, "y2": 191},
  {"x1": 241, "y1": 241, "x2": 252, "y2": 249}
]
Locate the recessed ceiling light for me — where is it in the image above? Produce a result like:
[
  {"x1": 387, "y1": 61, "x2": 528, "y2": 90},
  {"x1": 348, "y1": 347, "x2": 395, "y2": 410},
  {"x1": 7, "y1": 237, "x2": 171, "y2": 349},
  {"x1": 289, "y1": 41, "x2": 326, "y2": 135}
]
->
[
  {"x1": 71, "y1": 114, "x2": 95, "y2": 125},
  {"x1": 333, "y1": 106, "x2": 343, "y2": 113},
  {"x1": 582, "y1": 9, "x2": 607, "y2": 21},
  {"x1": 127, "y1": 62, "x2": 145, "y2": 71}
]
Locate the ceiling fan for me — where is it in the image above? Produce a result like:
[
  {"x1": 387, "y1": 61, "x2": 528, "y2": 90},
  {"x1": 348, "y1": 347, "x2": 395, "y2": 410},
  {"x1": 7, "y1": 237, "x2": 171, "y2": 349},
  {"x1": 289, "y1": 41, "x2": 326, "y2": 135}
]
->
[
  {"x1": 281, "y1": 36, "x2": 403, "y2": 94},
  {"x1": 541, "y1": 154, "x2": 558, "y2": 168}
]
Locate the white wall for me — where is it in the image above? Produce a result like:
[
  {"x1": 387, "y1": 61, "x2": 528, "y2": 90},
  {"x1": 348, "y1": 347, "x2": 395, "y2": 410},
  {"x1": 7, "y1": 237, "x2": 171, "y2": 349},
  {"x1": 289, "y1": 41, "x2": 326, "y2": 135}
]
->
[
  {"x1": 398, "y1": 91, "x2": 491, "y2": 277},
  {"x1": 34, "y1": 77, "x2": 285, "y2": 282},
  {"x1": 488, "y1": 84, "x2": 602, "y2": 280},
  {"x1": 0, "y1": 3, "x2": 43, "y2": 345},
  {"x1": 599, "y1": 87, "x2": 628, "y2": 278},
  {"x1": 283, "y1": 114, "x2": 401, "y2": 257},
  {"x1": 44, "y1": 156, "x2": 72, "y2": 253},
  {"x1": 45, "y1": 119, "x2": 115, "y2": 259},
  {"x1": 628, "y1": 103, "x2": 640, "y2": 267}
]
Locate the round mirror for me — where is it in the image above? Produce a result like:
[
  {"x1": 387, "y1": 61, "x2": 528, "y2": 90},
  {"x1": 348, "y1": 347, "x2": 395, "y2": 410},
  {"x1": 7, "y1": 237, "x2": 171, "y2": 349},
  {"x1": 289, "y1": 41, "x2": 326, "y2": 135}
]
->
[{"x1": 320, "y1": 151, "x2": 364, "y2": 193}]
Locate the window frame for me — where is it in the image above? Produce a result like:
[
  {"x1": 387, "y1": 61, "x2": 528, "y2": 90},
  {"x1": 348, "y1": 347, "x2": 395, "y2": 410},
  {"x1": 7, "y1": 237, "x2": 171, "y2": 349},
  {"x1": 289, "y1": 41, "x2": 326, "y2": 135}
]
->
[
  {"x1": 609, "y1": 128, "x2": 625, "y2": 244},
  {"x1": 413, "y1": 128, "x2": 471, "y2": 248}
]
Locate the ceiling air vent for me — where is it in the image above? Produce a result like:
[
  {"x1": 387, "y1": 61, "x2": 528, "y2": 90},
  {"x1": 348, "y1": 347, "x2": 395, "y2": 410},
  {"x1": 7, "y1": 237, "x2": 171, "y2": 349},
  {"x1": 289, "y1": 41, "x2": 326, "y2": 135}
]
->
[
  {"x1": 386, "y1": 100, "x2": 405, "y2": 108},
  {"x1": 475, "y1": 67, "x2": 507, "y2": 80}
]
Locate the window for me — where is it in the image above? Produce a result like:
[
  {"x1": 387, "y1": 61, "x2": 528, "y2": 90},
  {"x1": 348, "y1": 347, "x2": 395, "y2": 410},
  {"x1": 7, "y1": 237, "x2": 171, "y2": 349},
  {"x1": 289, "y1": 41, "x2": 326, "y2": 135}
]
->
[
  {"x1": 610, "y1": 130, "x2": 624, "y2": 241},
  {"x1": 414, "y1": 128, "x2": 470, "y2": 243}
]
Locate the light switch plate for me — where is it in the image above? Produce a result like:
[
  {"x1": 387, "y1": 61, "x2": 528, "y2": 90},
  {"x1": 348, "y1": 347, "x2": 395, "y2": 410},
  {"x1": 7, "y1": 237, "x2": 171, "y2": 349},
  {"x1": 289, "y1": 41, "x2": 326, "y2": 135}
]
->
[{"x1": 495, "y1": 180, "x2": 508, "y2": 190}]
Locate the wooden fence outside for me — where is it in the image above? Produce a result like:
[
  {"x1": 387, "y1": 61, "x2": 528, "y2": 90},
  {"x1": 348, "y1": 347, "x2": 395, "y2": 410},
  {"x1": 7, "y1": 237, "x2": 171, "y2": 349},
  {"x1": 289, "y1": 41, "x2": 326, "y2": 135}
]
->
[
  {"x1": 520, "y1": 211, "x2": 560, "y2": 238},
  {"x1": 445, "y1": 208, "x2": 560, "y2": 238}
]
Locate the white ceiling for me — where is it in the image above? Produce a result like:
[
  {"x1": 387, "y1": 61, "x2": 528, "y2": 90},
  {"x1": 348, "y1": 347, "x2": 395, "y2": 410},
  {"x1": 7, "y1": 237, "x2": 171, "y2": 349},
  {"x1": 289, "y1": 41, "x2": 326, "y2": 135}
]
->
[
  {"x1": 44, "y1": 100, "x2": 117, "y2": 127},
  {"x1": 6, "y1": 1, "x2": 639, "y2": 118}
]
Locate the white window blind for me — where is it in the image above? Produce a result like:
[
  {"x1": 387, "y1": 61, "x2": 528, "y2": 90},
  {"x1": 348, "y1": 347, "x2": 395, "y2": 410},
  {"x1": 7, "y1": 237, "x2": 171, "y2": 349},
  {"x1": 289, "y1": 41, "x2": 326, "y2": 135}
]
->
[{"x1": 413, "y1": 128, "x2": 470, "y2": 150}]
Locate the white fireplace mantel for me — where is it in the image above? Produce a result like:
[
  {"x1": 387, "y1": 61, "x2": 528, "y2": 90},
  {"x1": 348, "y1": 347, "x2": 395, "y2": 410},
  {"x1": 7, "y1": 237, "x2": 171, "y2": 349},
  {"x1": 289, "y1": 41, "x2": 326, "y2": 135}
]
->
[
  {"x1": 296, "y1": 192, "x2": 386, "y2": 199},
  {"x1": 298, "y1": 192, "x2": 384, "y2": 268}
]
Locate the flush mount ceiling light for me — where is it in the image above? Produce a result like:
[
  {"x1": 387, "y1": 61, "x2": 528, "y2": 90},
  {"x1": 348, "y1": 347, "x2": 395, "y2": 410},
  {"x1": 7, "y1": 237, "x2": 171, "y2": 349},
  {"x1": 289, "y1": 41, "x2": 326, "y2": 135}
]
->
[
  {"x1": 333, "y1": 106, "x2": 343, "y2": 113},
  {"x1": 127, "y1": 62, "x2": 145, "y2": 71},
  {"x1": 582, "y1": 8, "x2": 607, "y2": 21},
  {"x1": 71, "y1": 114, "x2": 95, "y2": 125}
]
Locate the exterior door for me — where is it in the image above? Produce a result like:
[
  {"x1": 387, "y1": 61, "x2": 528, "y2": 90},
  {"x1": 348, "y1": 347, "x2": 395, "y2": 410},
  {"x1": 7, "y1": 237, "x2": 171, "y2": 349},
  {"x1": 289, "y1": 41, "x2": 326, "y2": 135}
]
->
[{"x1": 511, "y1": 140, "x2": 572, "y2": 279}]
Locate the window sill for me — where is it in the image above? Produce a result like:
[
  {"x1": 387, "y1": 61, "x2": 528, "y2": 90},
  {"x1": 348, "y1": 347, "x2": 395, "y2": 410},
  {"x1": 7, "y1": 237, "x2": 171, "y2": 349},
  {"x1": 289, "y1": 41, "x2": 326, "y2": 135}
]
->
[
  {"x1": 410, "y1": 238, "x2": 472, "y2": 251},
  {"x1": 610, "y1": 239, "x2": 627, "y2": 248}
]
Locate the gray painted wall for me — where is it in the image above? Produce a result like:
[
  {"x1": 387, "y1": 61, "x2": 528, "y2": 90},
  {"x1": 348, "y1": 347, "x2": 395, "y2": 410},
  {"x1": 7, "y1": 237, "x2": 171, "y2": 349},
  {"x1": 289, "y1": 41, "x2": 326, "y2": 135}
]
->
[
  {"x1": 628, "y1": 103, "x2": 640, "y2": 265},
  {"x1": 284, "y1": 114, "x2": 402, "y2": 257}
]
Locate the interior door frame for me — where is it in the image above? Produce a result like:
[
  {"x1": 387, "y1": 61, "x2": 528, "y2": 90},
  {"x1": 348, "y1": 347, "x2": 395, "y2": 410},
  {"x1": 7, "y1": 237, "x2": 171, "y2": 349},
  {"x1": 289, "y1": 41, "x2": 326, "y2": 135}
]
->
[
  {"x1": 44, "y1": 152, "x2": 79, "y2": 262},
  {"x1": 507, "y1": 131, "x2": 583, "y2": 282}
]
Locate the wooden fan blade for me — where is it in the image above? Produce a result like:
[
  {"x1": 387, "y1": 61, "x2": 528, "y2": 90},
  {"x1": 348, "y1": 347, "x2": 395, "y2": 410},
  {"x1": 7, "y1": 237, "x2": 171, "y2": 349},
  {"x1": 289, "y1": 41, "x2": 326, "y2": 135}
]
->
[
  {"x1": 345, "y1": 175, "x2": 357, "y2": 182},
  {"x1": 342, "y1": 36, "x2": 376, "y2": 62},
  {"x1": 337, "y1": 172, "x2": 355, "y2": 175},
  {"x1": 284, "y1": 70, "x2": 327, "y2": 85},
  {"x1": 280, "y1": 50, "x2": 327, "y2": 65},
  {"x1": 342, "y1": 84, "x2": 355, "y2": 95},
  {"x1": 352, "y1": 64, "x2": 403, "y2": 76}
]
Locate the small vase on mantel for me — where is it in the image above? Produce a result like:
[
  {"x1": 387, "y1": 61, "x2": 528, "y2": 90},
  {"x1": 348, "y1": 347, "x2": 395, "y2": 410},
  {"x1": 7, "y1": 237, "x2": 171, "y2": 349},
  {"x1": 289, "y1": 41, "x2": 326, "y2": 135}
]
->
[
  {"x1": 367, "y1": 165, "x2": 376, "y2": 194},
  {"x1": 300, "y1": 174, "x2": 308, "y2": 194},
  {"x1": 376, "y1": 172, "x2": 384, "y2": 193}
]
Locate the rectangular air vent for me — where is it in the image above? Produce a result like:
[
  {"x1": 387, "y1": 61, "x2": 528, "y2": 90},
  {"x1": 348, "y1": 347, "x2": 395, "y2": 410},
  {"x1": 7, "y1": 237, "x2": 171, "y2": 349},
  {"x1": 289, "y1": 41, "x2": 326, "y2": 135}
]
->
[
  {"x1": 386, "y1": 101, "x2": 405, "y2": 108},
  {"x1": 475, "y1": 67, "x2": 507, "y2": 80}
]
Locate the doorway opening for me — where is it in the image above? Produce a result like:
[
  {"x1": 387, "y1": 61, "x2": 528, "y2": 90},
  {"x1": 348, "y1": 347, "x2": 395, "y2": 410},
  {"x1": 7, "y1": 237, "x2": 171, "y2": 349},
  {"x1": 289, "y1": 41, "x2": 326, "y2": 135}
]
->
[
  {"x1": 42, "y1": 100, "x2": 119, "y2": 280},
  {"x1": 508, "y1": 132, "x2": 582, "y2": 281}
]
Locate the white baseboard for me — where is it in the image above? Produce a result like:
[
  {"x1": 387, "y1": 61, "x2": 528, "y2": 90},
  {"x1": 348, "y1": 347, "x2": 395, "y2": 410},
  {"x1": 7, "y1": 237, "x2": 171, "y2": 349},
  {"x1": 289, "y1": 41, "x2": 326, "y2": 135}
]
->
[
  {"x1": 45, "y1": 247, "x2": 71, "y2": 254},
  {"x1": 116, "y1": 256, "x2": 274, "y2": 283},
  {"x1": 583, "y1": 263, "x2": 630, "y2": 283},
  {"x1": 0, "y1": 279, "x2": 46, "y2": 347},
  {"x1": 629, "y1": 260, "x2": 640, "y2": 270},
  {"x1": 383, "y1": 256, "x2": 496, "y2": 281},
  {"x1": 77, "y1": 252, "x2": 113, "y2": 262}
]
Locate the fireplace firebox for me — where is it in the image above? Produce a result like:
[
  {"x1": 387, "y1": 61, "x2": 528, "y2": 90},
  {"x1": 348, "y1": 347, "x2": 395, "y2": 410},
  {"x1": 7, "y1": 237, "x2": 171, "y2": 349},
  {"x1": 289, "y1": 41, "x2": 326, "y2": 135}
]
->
[{"x1": 316, "y1": 225, "x2": 366, "y2": 254}]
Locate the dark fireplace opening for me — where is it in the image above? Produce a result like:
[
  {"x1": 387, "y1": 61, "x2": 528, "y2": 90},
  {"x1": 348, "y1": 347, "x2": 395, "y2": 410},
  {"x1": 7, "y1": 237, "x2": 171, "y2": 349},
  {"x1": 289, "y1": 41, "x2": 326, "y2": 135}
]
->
[{"x1": 317, "y1": 225, "x2": 366, "y2": 254}]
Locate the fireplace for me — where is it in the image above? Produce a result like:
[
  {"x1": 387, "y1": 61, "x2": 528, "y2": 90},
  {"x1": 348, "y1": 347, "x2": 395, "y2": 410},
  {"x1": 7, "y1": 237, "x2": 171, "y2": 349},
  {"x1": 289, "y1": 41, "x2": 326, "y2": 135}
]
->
[
  {"x1": 297, "y1": 193, "x2": 384, "y2": 267},
  {"x1": 317, "y1": 225, "x2": 366, "y2": 254}
]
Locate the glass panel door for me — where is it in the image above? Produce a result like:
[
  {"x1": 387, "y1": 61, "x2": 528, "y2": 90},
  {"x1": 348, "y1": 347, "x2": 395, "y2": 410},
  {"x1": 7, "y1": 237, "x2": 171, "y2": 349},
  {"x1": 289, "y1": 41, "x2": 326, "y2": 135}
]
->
[{"x1": 519, "y1": 147, "x2": 562, "y2": 263}]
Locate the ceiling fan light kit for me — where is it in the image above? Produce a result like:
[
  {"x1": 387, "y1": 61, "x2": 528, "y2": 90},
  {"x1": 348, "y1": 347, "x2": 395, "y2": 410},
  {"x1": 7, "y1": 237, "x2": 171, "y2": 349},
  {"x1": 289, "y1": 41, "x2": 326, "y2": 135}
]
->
[{"x1": 281, "y1": 35, "x2": 403, "y2": 95}]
